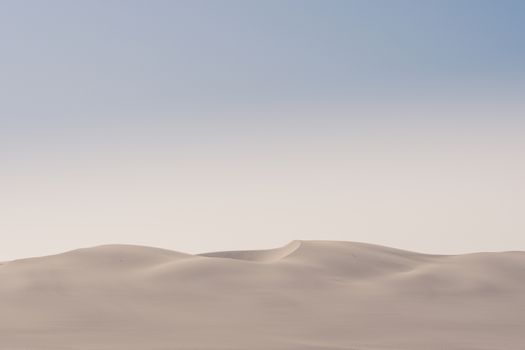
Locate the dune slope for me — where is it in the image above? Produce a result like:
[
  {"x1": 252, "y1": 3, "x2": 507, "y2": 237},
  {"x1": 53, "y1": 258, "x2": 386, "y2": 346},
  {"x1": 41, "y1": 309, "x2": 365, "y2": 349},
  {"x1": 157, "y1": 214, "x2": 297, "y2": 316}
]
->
[{"x1": 0, "y1": 241, "x2": 524, "y2": 350}]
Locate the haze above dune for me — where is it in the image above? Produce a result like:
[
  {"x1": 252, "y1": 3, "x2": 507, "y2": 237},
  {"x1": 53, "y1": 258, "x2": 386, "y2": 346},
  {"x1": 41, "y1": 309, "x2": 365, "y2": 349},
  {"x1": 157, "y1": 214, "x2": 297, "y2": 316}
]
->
[{"x1": 1, "y1": 240, "x2": 524, "y2": 350}]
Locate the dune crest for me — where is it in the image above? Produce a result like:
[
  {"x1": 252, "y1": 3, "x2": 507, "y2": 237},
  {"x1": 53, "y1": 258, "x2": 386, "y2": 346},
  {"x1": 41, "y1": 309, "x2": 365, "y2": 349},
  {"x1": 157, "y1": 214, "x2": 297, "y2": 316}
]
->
[{"x1": 199, "y1": 240, "x2": 302, "y2": 261}]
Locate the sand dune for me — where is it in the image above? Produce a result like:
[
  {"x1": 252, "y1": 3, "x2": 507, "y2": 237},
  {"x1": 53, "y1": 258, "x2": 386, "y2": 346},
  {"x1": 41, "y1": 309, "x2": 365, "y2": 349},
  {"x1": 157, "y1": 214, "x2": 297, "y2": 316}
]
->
[{"x1": 1, "y1": 241, "x2": 524, "y2": 349}]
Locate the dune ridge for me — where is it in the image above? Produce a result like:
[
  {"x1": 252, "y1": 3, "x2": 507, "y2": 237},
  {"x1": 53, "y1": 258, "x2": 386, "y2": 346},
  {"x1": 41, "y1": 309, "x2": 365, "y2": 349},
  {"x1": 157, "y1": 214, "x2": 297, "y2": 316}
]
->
[
  {"x1": 1, "y1": 240, "x2": 524, "y2": 350},
  {"x1": 199, "y1": 240, "x2": 302, "y2": 261}
]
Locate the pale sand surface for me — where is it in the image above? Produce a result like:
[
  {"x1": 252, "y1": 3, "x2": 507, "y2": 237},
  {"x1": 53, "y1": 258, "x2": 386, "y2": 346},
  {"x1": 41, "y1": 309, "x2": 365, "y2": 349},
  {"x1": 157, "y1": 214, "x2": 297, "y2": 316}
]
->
[{"x1": 1, "y1": 240, "x2": 524, "y2": 349}]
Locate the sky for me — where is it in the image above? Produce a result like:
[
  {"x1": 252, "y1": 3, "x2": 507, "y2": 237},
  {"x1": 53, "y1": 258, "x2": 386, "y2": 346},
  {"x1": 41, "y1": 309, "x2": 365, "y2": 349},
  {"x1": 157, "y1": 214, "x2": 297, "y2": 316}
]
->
[{"x1": 1, "y1": 0, "x2": 525, "y2": 260}]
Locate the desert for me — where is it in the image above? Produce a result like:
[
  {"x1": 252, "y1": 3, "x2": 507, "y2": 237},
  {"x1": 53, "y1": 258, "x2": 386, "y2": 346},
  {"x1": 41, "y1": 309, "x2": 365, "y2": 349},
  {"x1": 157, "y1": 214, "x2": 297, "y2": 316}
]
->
[{"x1": 1, "y1": 240, "x2": 524, "y2": 349}]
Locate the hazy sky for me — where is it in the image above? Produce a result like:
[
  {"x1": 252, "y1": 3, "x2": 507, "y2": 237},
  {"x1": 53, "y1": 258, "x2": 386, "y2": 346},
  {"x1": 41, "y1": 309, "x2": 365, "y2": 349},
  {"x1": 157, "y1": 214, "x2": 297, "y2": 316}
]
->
[{"x1": 1, "y1": 0, "x2": 525, "y2": 260}]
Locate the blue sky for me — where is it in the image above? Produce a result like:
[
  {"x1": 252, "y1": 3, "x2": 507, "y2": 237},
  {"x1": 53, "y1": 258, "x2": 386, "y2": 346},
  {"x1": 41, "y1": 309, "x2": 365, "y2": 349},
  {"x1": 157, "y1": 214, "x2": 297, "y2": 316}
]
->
[
  {"x1": 1, "y1": 0, "x2": 524, "y2": 119},
  {"x1": 1, "y1": 1, "x2": 525, "y2": 259}
]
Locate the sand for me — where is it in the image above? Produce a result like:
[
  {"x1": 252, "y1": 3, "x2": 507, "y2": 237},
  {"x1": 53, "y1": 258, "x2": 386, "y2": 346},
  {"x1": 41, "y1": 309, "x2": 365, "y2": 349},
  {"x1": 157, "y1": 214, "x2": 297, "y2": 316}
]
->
[{"x1": 0, "y1": 240, "x2": 524, "y2": 349}]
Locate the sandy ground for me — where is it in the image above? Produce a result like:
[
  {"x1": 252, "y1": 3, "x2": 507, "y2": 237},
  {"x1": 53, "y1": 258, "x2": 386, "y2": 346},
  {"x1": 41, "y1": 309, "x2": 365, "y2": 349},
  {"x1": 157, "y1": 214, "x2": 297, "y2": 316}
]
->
[{"x1": 0, "y1": 240, "x2": 524, "y2": 349}]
